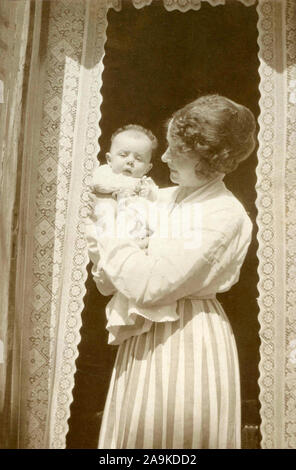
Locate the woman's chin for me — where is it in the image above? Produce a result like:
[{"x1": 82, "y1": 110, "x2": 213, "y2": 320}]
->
[{"x1": 169, "y1": 172, "x2": 179, "y2": 184}]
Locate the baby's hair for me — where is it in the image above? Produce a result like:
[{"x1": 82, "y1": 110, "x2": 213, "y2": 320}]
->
[
  {"x1": 111, "y1": 124, "x2": 158, "y2": 156},
  {"x1": 169, "y1": 94, "x2": 257, "y2": 176}
]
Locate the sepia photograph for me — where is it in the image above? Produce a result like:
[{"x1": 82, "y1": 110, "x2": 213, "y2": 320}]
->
[{"x1": 0, "y1": 0, "x2": 295, "y2": 453}]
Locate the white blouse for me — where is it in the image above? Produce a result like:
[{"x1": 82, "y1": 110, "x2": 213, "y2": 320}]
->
[{"x1": 91, "y1": 176, "x2": 252, "y2": 344}]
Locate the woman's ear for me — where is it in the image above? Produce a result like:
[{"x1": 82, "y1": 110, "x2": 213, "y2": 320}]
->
[{"x1": 105, "y1": 152, "x2": 112, "y2": 166}]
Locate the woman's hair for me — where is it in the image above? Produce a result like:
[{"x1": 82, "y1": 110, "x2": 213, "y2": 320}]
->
[{"x1": 169, "y1": 94, "x2": 257, "y2": 176}]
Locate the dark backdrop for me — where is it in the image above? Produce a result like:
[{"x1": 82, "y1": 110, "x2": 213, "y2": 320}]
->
[{"x1": 67, "y1": 0, "x2": 260, "y2": 448}]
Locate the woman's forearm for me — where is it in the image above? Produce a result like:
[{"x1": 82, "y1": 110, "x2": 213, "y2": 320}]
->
[{"x1": 97, "y1": 235, "x2": 225, "y2": 307}]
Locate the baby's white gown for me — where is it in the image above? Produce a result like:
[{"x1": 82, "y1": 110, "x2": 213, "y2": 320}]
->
[{"x1": 91, "y1": 175, "x2": 252, "y2": 449}]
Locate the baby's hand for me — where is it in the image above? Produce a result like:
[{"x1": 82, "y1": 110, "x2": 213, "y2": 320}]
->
[
  {"x1": 138, "y1": 186, "x2": 151, "y2": 198},
  {"x1": 138, "y1": 177, "x2": 158, "y2": 201}
]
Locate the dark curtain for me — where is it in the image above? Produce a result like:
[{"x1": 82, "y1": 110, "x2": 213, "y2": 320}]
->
[{"x1": 67, "y1": 0, "x2": 260, "y2": 448}]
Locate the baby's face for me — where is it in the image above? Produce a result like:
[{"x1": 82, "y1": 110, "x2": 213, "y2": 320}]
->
[{"x1": 106, "y1": 130, "x2": 153, "y2": 178}]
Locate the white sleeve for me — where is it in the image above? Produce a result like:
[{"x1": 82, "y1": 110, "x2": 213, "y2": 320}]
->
[
  {"x1": 85, "y1": 194, "x2": 117, "y2": 295},
  {"x1": 96, "y1": 204, "x2": 251, "y2": 307},
  {"x1": 91, "y1": 263, "x2": 117, "y2": 296}
]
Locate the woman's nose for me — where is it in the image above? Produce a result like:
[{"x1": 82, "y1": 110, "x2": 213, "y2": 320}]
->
[{"x1": 161, "y1": 149, "x2": 170, "y2": 163}]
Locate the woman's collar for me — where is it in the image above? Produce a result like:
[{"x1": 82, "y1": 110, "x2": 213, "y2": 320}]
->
[{"x1": 174, "y1": 173, "x2": 225, "y2": 205}]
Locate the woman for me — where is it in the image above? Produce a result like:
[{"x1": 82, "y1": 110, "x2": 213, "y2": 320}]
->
[{"x1": 91, "y1": 94, "x2": 256, "y2": 449}]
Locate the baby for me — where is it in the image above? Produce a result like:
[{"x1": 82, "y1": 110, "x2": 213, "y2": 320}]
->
[
  {"x1": 93, "y1": 124, "x2": 158, "y2": 195},
  {"x1": 85, "y1": 124, "x2": 159, "y2": 344},
  {"x1": 88, "y1": 124, "x2": 158, "y2": 253}
]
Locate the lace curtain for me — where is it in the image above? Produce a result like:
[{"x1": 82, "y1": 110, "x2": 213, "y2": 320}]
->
[
  {"x1": 1, "y1": 0, "x2": 295, "y2": 449},
  {"x1": 257, "y1": 0, "x2": 296, "y2": 449}
]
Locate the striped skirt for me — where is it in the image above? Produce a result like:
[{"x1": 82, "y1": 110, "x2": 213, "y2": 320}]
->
[{"x1": 98, "y1": 298, "x2": 241, "y2": 449}]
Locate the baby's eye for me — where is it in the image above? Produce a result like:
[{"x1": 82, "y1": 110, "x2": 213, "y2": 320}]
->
[
  {"x1": 135, "y1": 156, "x2": 142, "y2": 162},
  {"x1": 119, "y1": 152, "x2": 127, "y2": 157}
]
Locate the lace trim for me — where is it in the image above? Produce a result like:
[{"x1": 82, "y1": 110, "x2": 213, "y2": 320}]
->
[
  {"x1": 108, "y1": 0, "x2": 256, "y2": 12},
  {"x1": 256, "y1": 0, "x2": 277, "y2": 449}
]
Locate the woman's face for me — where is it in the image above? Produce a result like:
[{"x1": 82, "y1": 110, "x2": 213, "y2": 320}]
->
[{"x1": 161, "y1": 126, "x2": 210, "y2": 187}]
